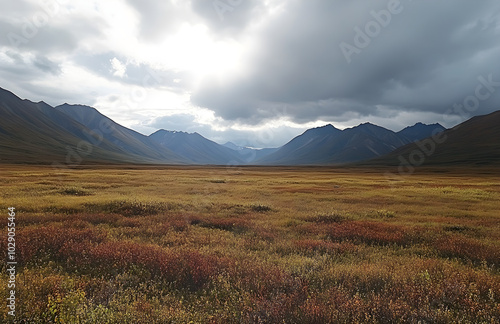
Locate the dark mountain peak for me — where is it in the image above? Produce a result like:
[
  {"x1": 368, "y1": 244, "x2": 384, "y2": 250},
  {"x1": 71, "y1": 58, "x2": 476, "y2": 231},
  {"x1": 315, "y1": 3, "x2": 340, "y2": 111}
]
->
[
  {"x1": 57, "y1": 103, "x2": 98, "y2": 112},
  {"x1": 353, "y1": 122, "x2": 384, "y2": 129},
  {"x1": 35, "y1": 101, "x2": 54, "y2": 111},
  {"x1": 55, "y1": 104, "x2": 106, "y2": 125},
  {"x1": 348, "y1": 122, "x2": 393, "y2": 135},
  {"x1": 399, "y1": 122, "x2": 444, "y2": 131},
  {"x1": 397, "y1": 122, "x2": 446, "y2": 143},
  {"x1": 303, "y1": 124, "x2": 340, "y2": 136},
  {"x1": 308, "y1": 124, "x2": 335, "y2": 131},
  {"x1": 317, "y1": 124, "x2": 337, "y2": 130},
  {"x1": 150, "y1": 129, "x2": 165, "y2": 137},
  {"x1": 151, "y1": 129, "x2": 191, "y2": 136},
  {"x1": 37, "y1": 100, "x2": 51, "y2": 106}
]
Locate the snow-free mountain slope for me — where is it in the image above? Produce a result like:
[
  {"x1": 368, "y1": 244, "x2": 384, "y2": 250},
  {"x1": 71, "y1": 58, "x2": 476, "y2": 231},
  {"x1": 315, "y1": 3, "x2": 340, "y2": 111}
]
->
[{"x1": 56, "y1": 104, "x2": 188, "y2": 164}]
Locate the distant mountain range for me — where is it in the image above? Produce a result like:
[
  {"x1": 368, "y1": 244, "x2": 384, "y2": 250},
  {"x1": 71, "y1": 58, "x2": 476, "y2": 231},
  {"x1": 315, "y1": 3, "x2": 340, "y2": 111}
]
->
[
  {"x1": 1, "y1": 86, "x2": 498, "y2": 166},
  {"x1": 369, "y1": 110, "x2": 500, "y2": 166},
  {"x1": 149, "y1": 130, "x2": 247, "y2": 165},
  {"x1": 222, "y1": 142, "x2": 279, "y2": 163},
  {"x1": 254, "y1": 122, "x2": 445, "y2": 165}
]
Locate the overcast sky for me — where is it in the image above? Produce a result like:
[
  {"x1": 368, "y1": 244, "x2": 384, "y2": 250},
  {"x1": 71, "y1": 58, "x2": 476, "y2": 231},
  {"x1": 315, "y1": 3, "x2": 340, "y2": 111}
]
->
[{"x1": 1, "y1": 0, "x2": 500, "y2": 147}]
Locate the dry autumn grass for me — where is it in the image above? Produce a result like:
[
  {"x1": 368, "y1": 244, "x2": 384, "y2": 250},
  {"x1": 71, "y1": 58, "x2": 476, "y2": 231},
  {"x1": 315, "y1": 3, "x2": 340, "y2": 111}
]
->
[{"x1": 0, "y1": 165, "x2": 499, "y2": 323}]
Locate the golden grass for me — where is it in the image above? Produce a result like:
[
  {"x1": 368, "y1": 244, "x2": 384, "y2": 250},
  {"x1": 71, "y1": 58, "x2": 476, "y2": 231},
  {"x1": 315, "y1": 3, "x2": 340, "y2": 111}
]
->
[{"x1": 0, "y1": 165, "x2": 499, "y2": 323}]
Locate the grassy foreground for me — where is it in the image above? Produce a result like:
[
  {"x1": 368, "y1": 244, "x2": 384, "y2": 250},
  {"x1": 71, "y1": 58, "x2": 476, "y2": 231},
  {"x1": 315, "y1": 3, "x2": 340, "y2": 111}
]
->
[{"x1": 0, "y1": 165, "x2": 499, "y2": 323}]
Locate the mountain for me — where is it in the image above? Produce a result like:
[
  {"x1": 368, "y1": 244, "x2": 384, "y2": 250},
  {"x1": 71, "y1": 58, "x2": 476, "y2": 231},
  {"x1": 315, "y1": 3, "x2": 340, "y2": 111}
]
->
[
  {"x1": 371, "y1": 111, "x2": 500, "y2": 166},
  {"x1": 0, "y1": 88, "x2": 148, "y2": 165},
  {"x1": 55, "y1": 104, "x2": 188, "y2": 164},
  {"x1": 255, "y1": 121, "x2": 446, "y2": 165},
  {"x1": 222, "y1": 142, "x2": 279, "y2": 163},
  {"x1": 397, "y1": 122, "x2": 445, "y2": 142},
  {"x1": 255, "y1": 125, "x2": 342, "y2": 165},
  {"x1": 149, "y1": 130, "x2": 247, "y2": 165},
  {"x1": 255, "y1": 123, "x2": 404, "y2": 165}
]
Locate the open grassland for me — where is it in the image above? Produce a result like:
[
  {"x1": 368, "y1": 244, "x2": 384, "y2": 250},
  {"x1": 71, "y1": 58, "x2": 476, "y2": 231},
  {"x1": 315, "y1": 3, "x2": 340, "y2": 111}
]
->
[{"x1": 0, "y1": 165, "x2": 499, "y2": 323}]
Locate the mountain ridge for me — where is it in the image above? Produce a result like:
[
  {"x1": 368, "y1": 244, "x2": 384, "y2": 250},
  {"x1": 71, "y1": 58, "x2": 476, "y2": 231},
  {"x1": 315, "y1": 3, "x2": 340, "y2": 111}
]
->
[
  {"x1": 3, "y1": 86, "x2": 498, "y2": 166},
  {"x1": 255, "y1": 121, "x2": 443, "y2": 165},
  {"x1": 55, "y1": 104, "x2": 188, "y2": 164},
  {"x1": 0, "y1": 88, "x2": 150, "y2": 164}
]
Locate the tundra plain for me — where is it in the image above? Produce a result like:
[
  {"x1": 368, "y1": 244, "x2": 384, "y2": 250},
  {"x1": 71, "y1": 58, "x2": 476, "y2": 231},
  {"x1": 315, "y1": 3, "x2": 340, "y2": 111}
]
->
[{"x1": 0, "y1": 165, "x2": 499, "y2": 323}]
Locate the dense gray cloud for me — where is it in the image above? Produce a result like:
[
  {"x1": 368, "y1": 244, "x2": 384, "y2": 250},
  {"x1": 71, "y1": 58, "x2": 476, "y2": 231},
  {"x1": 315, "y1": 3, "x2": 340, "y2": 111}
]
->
[{"x1": 192, "y1": 0, "x2": 500, "y2": 126}]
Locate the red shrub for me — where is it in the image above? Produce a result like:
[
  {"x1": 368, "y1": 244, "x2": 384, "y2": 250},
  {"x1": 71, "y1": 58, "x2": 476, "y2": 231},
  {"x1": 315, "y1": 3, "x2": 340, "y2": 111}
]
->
[
  {"x1": 326, "y1": 221, "x2": 408, "y2": 246},
  {"x1": 16, "y1": 226, "x2": 107, "y2": 264},
  {"x1": 115, "y1": 217, "x2": 142, "y2": 227},
  {"x1": 75, "y1": 213, "x2": 122, "y2": 225},
  {"x1": 228, "y1": 259, "x2": 306, "y2": 299},
  {"x1": 434, "y1": 235, "x2": 500, "y2": 266},
  {"x1": 60, "y1": 240, "x2": 227, "y2": 289}
]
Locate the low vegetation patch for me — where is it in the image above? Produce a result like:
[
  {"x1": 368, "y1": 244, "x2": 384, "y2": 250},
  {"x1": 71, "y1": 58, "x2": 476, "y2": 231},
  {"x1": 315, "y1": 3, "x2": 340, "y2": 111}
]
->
[
  {"x1": 307, "y1": 211, "x2": 348, "y2": 223},
  {"x1": 325, "y1": 221, "x2": 411, "y2": 246},
  {"x1": 195, "y1": 217, "x2": 249, "y2": 233},
  {"x1": 434, "y1": 235, "x2": 500, "y2": 266},
  {"x1": 84, "y1": 200, "x2": 182, "y2": 216},
  {"x1": 250, "y1": 203, "x2": 272, "y2": 212},
  {"x1": 207, "y1": 179, "x2": 226, "y2": 183},
  {"x1": 59, "y1": 186, "x2": 93, "y2": 196}
]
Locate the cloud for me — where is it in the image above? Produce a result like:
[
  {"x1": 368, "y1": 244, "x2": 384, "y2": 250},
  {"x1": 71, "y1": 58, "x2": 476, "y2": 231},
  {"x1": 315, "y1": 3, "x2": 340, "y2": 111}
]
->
[
  {"x1": 0, "y1": 52, "x2": 61, "y2": 82},
  {"x1": 73, "y1": 52, "x2": 194, "y2": 91},
  {"x1": 192, "y1": 0, "x2": 500, "y2": 125},
  {"x1": 125, "y1": 0, "x2": 187, "y2": 41},
  {"x1": 0, "y1": 6, "x2": 107, "y2": 54},
  {"x1": 33, "y1": 55, "x2": 61, "y2": 74}
]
